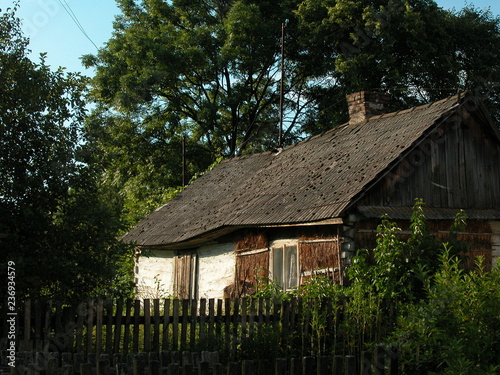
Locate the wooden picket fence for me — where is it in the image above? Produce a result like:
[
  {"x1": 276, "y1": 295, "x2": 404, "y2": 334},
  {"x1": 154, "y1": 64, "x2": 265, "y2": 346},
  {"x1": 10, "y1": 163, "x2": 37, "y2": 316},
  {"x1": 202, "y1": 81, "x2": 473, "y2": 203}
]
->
[
  {"x1": 4, "y1": 349, "x2": 399, "y2": 375},
  {"x1": 2, "y1": 298, "x2": 321, "y2": 356},
  {"x1": 1, "y1": 297, "x2": 400, "y2": 373}
]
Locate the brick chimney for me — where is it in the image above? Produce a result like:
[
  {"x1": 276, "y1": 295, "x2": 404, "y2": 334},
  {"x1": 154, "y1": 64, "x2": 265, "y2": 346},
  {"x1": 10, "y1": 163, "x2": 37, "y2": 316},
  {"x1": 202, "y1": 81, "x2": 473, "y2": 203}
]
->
[{"x1": 346, "y1": 91, "x2": 391, "y2": 124}]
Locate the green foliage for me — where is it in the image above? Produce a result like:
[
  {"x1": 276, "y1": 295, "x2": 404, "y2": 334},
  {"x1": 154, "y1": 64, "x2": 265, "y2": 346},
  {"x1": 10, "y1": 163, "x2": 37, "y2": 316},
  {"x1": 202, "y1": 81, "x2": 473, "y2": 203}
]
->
[
  {"x1": 242, "y1": 201, "x2": 495, "y2": 372},
  {"x1": 345, "y1": 200, "x2": 498, "y2": 373},
  {"x1": 296, "y1": 274, "x2": 345, "y2": 355},
  {"x1": 252, "y1": 267, "x2": 290, "y2": 301},
  {"x1": 85, "y1": 108, "x2": 215, "y2": 226},
  {"x1": 0, "y1": 5, "x2": 134, "y2": 303},
  {"x1": 295, "y1": 0, "x2": 500, "y2": 118},
  {"x1": 391, "y1": 247, "x2": 500, "y2": 374},
  {"x1": 84, "y1": 0, "x2": 303, "y2": 160},
  {"x1": 237, "y1": 325, "x2": 286, "y2": 362},
  {"x1": 348, "y1": 199, "x2": 464, "y2": 306}
]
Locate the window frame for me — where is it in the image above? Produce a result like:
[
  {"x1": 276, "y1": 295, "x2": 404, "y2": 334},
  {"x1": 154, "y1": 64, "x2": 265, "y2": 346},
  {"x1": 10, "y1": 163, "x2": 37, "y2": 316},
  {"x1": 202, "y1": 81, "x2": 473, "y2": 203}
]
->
[{"x1": 271, "y1": 243, "x2": 299, "y2": 291}]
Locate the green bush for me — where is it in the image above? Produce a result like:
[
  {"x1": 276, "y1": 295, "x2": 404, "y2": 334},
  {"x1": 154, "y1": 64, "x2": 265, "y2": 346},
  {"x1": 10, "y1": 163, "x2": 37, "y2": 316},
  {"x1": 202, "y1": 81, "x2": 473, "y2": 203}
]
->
[{"x1": 391, "y1": 247, "x2": 500, "y2": 374}]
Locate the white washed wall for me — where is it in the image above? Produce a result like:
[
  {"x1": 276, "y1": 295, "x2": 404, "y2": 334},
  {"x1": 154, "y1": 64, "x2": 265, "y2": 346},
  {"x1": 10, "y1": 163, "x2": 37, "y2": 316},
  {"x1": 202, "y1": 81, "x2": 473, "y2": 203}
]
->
[
  {"x1": 490, "y1": 221, "x2": 500, "y2": 268},
  {"x1": 135, "y1": 250, "x2": 175, "y2": 298},
  {"x1": 197, "y1": 242, "x2": 235, "y2": 299}
]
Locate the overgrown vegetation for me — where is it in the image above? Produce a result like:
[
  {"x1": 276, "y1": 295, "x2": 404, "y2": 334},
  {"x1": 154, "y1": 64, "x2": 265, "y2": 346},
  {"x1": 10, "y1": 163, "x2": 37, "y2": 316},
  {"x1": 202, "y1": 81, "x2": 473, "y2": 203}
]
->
[{"x1": 247, "y1": 200, "x2": 499, "y2": 374}]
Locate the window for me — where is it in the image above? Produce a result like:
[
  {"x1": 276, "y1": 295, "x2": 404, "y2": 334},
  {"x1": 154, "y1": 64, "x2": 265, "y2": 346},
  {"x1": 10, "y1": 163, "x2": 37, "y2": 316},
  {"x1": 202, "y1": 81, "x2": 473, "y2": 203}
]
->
[{"x1": 271, "y1": 245, "x2": 298, "y2": 290}]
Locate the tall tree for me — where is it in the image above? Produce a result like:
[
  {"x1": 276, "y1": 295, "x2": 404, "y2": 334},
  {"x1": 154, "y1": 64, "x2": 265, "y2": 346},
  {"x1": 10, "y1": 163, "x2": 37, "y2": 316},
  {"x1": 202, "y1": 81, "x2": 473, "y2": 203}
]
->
[
  {"x1": 84, "y1": 0, "x2": 311, "y2": 223},
  {"x1": 84, "y1": 0, "x2": 304, "y2": 158},
  {"x1": 85, "y1": 0, "x2": 500, "y2": 220},
  {"x1": 295, "y1": 0, "x2": 500, "y2": 129},
  {"x1": 0, "y1": 4, "x2": 134, "y2": 302}
]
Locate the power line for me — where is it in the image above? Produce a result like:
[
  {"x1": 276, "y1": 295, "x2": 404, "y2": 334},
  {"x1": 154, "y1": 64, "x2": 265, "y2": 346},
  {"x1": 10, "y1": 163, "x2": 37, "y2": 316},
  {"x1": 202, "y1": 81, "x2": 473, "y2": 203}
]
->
[{"x1": 58, "y1": 0, "x2": 99, "y2": 50}]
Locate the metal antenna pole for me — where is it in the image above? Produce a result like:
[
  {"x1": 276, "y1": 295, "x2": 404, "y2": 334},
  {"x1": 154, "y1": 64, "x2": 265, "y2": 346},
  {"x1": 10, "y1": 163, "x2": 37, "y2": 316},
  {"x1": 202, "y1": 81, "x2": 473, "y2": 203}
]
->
[{"x1": 278, "y1": 21, "x2": 287, "y2": 148}]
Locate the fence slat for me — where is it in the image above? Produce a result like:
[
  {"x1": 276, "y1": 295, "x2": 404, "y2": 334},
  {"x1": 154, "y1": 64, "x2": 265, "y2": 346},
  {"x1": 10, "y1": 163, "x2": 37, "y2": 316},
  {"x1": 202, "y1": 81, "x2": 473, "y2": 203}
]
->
[
  {"x1": 153, "y1": 299, "x2": 160, "y2": 352},
  {"x1": 105, "y1": 300, "x2": 113, "y2": 354},
  {"x1": 86, "y1": 300, "x2": 94, "y2": 353},
  {"x1": 113, "y1": 299, "x2": 124, "y2": 354},
  {"x1": 163, "y1": 299, "x2": 171, "y2": 350},
  {"x1": 208, "y1": 298, "x2": 215, "y2": 344},
  {"x1": 123, "y1": 299, "x2": 132, "y2": 355},
  {"x1": 144, "y1": 299, "x2": 151, "y2": 352},
  {"x1": 224, "y1": 298, "x2": 231, "y2": 354},
  {"x1": 190, "y1": 299, "x2": 197, "y2": 349},
  {"x1": 96, "y1": 299, "x2": 104, "y2": 356},
  {"x1": 199, "y1": 298, "x2": 207, "y2": 343},
  {"x1": 23, "y1": 299, "x2": 31, "y2": 343},
  {"x1": 172, "y1": 299, "x2": 180, "y2": 351},
  {"x1": 232, "y1": 298, "x2": 239, "y2": 354},
  {"x1": 180, "y1": 299, "x2": 189, "y2": 350},
  {"x1": 75, "y1": 302, "x2": 85, "y2": 353},
  {"x1": 133, "y1": 300, "x2": 141, "y2": 353},
  {"x1": 248, "y1": 298, "x2": 255, "y2": 339},
  {"x1": 241, "y1": 297, "x2": 247, "y2": 340}
]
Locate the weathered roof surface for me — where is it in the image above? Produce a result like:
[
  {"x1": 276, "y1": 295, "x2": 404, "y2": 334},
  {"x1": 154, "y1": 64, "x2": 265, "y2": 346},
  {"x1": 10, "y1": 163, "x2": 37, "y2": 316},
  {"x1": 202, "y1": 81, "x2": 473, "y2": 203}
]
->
[{"x1": 123, "y1": 94, "x2": 470, "y2": 247}]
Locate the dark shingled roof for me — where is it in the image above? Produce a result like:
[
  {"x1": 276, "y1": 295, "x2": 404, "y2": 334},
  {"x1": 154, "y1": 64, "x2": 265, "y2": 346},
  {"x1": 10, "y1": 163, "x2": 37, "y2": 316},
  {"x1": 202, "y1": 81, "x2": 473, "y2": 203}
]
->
[{"x1": 123, "y1": 94, "x2": 468, "y2": 247}]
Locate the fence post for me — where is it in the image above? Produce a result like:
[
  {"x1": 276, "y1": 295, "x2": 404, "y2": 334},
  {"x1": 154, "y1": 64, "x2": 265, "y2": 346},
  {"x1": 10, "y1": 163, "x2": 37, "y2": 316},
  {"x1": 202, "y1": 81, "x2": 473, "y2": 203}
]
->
[
  {"x1": 182, "y1": 351, "x2": 192, "y2": 366},
  {"x1": 149, "y1": 359, "x2": 160, "y2": 375},
  {"x1": 275, "y1": 358, "x2": 287, "y2": 374},
  {"x1": 386, "y1": 346, "x2": 399, "y2": 375},
  {"x1": 167, "y1": 363, "x2": 180, "y2": 375},
  {"x1": 332, "y1": 355, "x2": 343, "y2": 375},
  {"x1": 374, "y1": 346, "x2": 385, "y2": 375},
  {"x1": 344, "y1": 355, "x2": 356, "y2": 375},
  {"x1": 181, "y1": 362, "x2": 192, "y2": 375},
  {"x1": 242, "y1": 360, "x2": 254, "y2": 375},
  {"x1": 213, "y1": 363, "x2": 223, "y2": 375},
  {"x1": 133, "y1": 300, "x2": 141, "y2": 353},
  {"x1": 317, "y1": 356, "x2": 328, "y2": 375},
  {"x1": 153, "y1": 299, "x2": 161, "y2": 352},
  {"x1": 290, "y1": 358, "x2": 302, "y2": 375},
  {"x1": 227, "y1": 362, "x2": 238, "y2": 375},
  {"x1": 198, "y1": 361, "x2": 210, "y2": 375},
  {"x1": 97, "y1": 357, "x2": 110, "y2": 375},
  {"x1": 113, "y1": 299, "x2": 124, "y2": 355},
  {"x1": 163, "y1": 299, "x2": 171, "y2": 351},
  {"x1": 46, "y1": 357, "x2": 58, "y2": 375},
  {"x1": 80, "y1": 362, "x2": 93, "y2": 375},
  {"x1": 123, "y1": 299, "x2": 132, "y2": 355},
  {"x1": 96, "y1": 299, "x2": 104, "y2": 356},
  {"x1": 133, "y1": 354, "x2": 145, "y2": 375},
  {"x1": 224, "y1": 299, "x2": 231, "y2": 355},
  {"x1": 301, "y1": 356, "x2": 313, "y2": 374}
]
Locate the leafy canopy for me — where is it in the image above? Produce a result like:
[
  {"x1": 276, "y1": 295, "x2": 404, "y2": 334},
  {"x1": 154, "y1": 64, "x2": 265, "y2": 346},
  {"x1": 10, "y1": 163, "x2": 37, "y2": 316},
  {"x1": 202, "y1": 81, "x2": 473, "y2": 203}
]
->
[
  {"x1": 83, "y1": 0, "x2": 500, "y2": 220},
  {"x1": 0, "y1": 4, "x2": 134, "y2": 303}
]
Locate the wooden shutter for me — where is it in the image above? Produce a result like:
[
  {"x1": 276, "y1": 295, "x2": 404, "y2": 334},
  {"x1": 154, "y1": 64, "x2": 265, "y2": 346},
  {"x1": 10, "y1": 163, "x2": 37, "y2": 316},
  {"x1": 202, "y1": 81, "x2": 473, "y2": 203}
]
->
[{"x1": 174, "y1": 253, "x2": 197, "y2": 300}]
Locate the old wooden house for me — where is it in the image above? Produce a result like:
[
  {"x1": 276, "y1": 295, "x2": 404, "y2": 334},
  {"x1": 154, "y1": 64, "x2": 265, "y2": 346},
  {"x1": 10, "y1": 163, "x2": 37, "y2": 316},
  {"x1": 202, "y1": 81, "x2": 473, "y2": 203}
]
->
[{"x1": 123, "y1": 91, "x2": 500, "y2": 299}]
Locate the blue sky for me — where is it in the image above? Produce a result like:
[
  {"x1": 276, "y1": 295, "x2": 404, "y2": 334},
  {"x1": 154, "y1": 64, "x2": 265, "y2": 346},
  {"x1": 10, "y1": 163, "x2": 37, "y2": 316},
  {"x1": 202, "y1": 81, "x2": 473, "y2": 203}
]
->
[{"x1": 3, "y1": 0, "x2": 500, "y2": 77}]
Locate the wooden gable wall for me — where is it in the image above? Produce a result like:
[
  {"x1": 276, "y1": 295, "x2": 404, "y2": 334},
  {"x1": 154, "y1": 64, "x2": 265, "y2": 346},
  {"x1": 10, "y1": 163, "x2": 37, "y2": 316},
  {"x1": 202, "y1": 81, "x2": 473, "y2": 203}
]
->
[{"x1": 359, "y1": 107, "x2": 500, "y2": 209}]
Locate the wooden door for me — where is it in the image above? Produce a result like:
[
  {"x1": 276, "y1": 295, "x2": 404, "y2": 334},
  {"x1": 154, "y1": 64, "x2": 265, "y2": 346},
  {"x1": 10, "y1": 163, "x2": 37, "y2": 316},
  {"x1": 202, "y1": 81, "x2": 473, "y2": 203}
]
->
[{"x1": 174, "y1": 253, "x2": 198, "y2": 300}]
